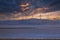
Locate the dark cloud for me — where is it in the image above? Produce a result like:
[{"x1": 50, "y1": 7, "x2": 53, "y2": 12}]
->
[
  {"x1": 0, "y1": 0, "x2": 60, "y2": 15},
  {"x1": 0, "y1": 0, "x2": 21, "y2": 14},
  {"x1": 45, "y1": 0, "x2": 60, "y2": 12}
]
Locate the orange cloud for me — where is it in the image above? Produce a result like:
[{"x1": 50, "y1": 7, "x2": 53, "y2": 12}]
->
[{"x1": 0, "y1": 9, "x2": 60, "y2": 20}]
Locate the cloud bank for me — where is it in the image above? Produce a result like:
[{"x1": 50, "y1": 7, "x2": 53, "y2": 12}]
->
[{"x1": 0, "y1": 0, "x2": 60, "y2": 20}]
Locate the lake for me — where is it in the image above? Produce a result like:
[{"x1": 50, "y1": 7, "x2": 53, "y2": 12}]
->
[{"x1": 0, "y1": 25, "x2": 60, "y2": 39}]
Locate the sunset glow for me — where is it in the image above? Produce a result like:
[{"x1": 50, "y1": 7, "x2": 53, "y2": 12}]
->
[
  {"x1": 0, "y1": 11, "x2": 60, "y2": 20},
  {"x1": 0, "y1": 0, "x2": 60, "y2": 21}
]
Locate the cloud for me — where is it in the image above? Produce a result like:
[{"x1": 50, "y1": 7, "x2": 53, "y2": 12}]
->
[
  {"x1": 0, "y1": 10, "x2": 60, "y2": 20},
  {"x1": 0, "y1": 0, "x2": 60, "y2": 20},
  {"x1": 0, "y1": 0, "x2": 60, "y2": 14}
]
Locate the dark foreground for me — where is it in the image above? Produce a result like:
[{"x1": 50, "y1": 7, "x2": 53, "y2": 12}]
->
[{"x1": 0, "y1": 39, "x2": 60, "y2": 40}]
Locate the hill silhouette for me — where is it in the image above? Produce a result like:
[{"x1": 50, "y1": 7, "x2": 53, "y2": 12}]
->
[{"x1": 0, "y1": 18, "x2": 60, "y2": 25}]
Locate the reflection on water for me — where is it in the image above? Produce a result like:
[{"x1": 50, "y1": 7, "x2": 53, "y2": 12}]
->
[{"x1": 0, "y1": 26, "x2": 60, "y2": 39}]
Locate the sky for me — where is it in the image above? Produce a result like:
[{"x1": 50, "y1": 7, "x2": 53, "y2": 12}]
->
[{"x1": 0, "y1": 0, "x2": 60, "y2": 20}]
